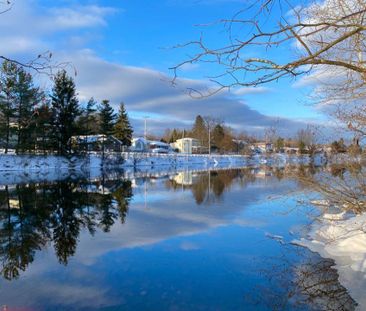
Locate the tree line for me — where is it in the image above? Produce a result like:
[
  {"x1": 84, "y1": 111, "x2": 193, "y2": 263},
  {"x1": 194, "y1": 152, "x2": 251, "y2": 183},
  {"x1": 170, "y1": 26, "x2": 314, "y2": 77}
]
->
[
  {"x1": 161, "y1": 115, "x2": 246, "y2": 154},
  {"x1": 0, "y1": 61, "x2": 133, "y2": 155}
]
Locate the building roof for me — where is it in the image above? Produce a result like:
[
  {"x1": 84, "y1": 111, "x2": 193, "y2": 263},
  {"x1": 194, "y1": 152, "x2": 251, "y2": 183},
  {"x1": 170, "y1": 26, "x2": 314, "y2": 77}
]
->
[{"x1": 175, "y1": 137, "x2": 199, "y2": 142}]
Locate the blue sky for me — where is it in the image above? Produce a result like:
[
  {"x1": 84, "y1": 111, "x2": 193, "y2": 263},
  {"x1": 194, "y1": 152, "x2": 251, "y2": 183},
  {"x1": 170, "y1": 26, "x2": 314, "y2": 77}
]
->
[{"x1": 0, "y1": 0, "x2": 329, "y2": 137}]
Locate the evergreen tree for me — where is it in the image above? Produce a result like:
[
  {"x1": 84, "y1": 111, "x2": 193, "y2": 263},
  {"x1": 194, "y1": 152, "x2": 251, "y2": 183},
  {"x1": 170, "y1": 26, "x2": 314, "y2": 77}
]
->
[
  {"x1": 167, "y1": 128, "x2": 184, "y2": 143},
  {"x1": 99, "y1": 100, "x2": 116, "y2": 135},
  {"x1": 212, "y1": 124, "x2": 225, "y2": 150},
  {"x1": 34, "y1": 104, "x2": 53, "y2": 154},
  {"x1": 192, "y1": 115, "x2": 207, "y2": 146},
  {"x1": 77, "y1": 97, "x2": 99, "y2": 135},
  {"x1": 114, "y1": 102, "x2": 133, "y2": 146},
  {"x1": 50, "y1": 70, "x2": 80, "y2": 154},
  {"x1": 0, "y1": 61, "x2": 17, "y2": 153},
  {"x1": 13, "y1": 68, "x2": 43, "y2": 153}
]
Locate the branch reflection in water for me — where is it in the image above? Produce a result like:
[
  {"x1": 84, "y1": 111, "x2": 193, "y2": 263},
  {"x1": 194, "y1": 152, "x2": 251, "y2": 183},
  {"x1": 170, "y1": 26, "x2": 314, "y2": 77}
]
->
[{"x1": 246, "y1": 243, "x2": 357, "y2": 311}]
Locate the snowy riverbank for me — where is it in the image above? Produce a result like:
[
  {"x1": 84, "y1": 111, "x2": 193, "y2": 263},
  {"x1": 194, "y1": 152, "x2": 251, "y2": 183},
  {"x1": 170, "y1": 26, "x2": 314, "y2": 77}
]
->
[
  {"x1": 0, "y1": 152, "x2": 326, "y2": 185},
  {"x1": 294, "y1": 203, "x2": 366, "y2": 310}
]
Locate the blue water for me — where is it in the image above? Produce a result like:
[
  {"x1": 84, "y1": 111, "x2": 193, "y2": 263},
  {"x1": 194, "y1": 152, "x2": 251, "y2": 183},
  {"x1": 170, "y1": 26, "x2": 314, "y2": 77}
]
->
[{"x1": 0, "y1": 168, "x2": 354, "y2": 310}]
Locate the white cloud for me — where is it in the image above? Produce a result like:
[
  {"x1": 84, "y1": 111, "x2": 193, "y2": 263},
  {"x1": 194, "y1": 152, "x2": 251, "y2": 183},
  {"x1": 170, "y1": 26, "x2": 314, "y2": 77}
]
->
[
  {"x1": 0, "y1": 0, "x2": 116, "y2": 54},
  {"x1": 232, "y1": 86, "x2": 272, "y2": 96},
  {"x1": 0, "y1": 0, "x2": 314, "y2": 136},
  {"x1": 56, "y1": 49, "x2": 307, "y2": 136},
  {"x1": 47, "y1": 5, "x2": 117, "y2": 30}
]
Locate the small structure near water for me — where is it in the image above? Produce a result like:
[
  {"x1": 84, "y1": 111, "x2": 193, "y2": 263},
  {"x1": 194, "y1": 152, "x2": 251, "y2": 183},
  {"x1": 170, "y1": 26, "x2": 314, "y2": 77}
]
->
[{"x1": 70, "y1": 135, "x2": 125, "y2": 152}]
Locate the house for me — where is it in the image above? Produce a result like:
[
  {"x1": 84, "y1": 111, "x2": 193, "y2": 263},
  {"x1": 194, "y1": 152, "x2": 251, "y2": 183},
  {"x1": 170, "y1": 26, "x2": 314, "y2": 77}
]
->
[
  {"x1": 70, "y1": 135, "x2": 124, "y2": 152},
  {"x1": 148, "y1": 141, "x2": 173, "y2": 154},
  {"x1": 130, "y1": 137, "x2": 149, "y2": 152},
  {"x1": 251, "y1": 142, "x2": 274, "y2": 153},
  {"x1": 283, "y1": 147, "x2": 299, "y2": 154},
  {"x1": 171, "y1": 138, "x2": 204, "y2": 154},
  {"x1": 130, "y1": 138, "x2": 173, "y2": 153}
]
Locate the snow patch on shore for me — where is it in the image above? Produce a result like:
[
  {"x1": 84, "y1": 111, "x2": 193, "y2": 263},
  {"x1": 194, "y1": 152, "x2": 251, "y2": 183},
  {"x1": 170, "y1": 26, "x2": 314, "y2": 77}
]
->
[{"x1": 295, "y1": 208, "x2": 366, "y2": 309}]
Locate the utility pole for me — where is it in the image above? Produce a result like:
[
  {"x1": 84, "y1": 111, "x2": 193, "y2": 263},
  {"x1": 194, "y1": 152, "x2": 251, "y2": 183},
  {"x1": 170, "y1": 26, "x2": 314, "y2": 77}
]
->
[
  {"x1": 208, "y1": 125, "x2": 211, "y2": 156},
  {"x1": 144, "y1": 116, "x2": 149, "y2": 140}
]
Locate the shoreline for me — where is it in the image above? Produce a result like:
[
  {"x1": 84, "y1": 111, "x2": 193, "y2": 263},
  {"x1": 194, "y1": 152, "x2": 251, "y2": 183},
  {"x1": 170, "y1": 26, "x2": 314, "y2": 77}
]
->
[
  {"x1": 0, "y1": 152, "x2": 326, "y2": 186},
  {"x1": 0, "y1": 152, "x2": 326, "y2": 171}
]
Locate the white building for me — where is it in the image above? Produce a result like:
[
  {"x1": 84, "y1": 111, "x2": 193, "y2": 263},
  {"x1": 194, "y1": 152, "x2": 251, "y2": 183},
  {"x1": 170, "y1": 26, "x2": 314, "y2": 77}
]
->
[
  {"x1": 172, "y1": 138, "x2": 202, "y2": 154},
  {"x1": 130, "y1": 137, "x2": 149, "y2": 152},
  {"x1": 148, "y1": 141, "x2": 172, "y2": 154},
  {"x1": 130, "y1": 138, "x2": 173, "y2": 153}
]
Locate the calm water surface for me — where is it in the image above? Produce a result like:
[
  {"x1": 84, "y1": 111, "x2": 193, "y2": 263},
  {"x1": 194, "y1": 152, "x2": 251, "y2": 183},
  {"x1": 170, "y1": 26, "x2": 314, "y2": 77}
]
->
[{"x1": 0, "y1": 168, "x2": 356, "y2": 310}]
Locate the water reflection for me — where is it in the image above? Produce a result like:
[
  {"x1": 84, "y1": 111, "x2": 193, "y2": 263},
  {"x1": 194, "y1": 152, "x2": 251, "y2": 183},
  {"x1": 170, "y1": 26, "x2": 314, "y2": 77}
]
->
[
  {"x1": 0, "y1": 179, "x2": 132, "y2": 279},
  {"x1": 166, "y1": 169, "x2": 257, "y2": 204},
  {"x1": 0, "y1": 165, "x2": 356, "y2": 310}
]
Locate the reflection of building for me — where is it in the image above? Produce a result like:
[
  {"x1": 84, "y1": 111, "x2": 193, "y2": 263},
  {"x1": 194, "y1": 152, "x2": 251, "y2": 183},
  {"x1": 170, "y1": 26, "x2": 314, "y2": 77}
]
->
[
  {"x1": 172, "y1": 138, "x2": 203, "y2": 154},
  {"x1": 9, "y1": 199, "x2": 20, "y2": 209},
  {"x1": 255, "y1": 169, "x2": 272, "y2": 178},
  {"x1": 173, "y1": 171, "x2": 193, "y2": 185}
]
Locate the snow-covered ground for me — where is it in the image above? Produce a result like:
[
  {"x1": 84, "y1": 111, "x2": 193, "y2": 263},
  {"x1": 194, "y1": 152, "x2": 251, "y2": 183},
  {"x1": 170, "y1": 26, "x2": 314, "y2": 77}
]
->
[
  {"x1": 295, "y1": 205, "x2": 366, "y2": 310},
  {"x1": 0, "y1": 152, "x2": 326, "y2": 185}
]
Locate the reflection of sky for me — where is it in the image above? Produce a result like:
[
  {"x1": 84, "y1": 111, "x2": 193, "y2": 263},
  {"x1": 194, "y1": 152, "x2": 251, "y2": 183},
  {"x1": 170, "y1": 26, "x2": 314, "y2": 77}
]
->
[{"x1": 0, "y1": 173, "x2": 314, "y2": 310}]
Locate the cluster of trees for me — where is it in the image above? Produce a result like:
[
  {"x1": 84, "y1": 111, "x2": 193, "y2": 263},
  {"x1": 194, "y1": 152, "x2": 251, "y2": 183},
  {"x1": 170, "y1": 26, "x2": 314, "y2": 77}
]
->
[
  {"x1": 0, "y1": 61, "x2": 133, "y2": 154},
  {"x1": 330, "y1": 138, "x2": 363, "y2": 155},
  {"x1": 162, "y1": 115, "x2": 250, "y2": 154}
]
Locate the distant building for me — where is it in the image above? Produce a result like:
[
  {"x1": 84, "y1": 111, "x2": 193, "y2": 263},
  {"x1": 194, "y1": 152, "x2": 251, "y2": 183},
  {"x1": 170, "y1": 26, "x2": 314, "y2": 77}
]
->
[
  {"x1": 172, "y1": 138, "x2": 203, "y2": 154},
  {"x1": 251, "y1": 142, "x2": 273, "y2": 153},
  {"x1": 130, "y1": 137, "x2": 149, "y2": 152},
  {"x1": 130, "y1": 138, "x2": 173, "y2": 153},
  {"x1": 148, "y1": 141, "x2": 172, "y2": 154},
  {"x1": 283, "y1": 147, "x2": 299, "y2": 154},
  {"x1": 70, "y1": 135, "x2": 124, "y2": 152}
]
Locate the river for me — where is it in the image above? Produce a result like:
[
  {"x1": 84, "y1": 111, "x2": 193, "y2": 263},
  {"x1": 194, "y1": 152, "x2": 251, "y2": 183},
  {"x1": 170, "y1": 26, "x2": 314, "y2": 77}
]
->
[{"x1": 0, "y1": 166, "x2": 358, "y2": 310}]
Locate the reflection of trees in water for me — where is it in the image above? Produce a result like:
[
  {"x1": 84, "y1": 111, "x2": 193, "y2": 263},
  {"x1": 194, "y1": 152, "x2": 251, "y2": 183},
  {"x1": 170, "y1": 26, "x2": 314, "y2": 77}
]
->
[
  {"x1": 165, "y1": 167, "x2": 320, "y2": 205},
  {"x1": 246, "y1": 245, "x2": 356, "y2": 311},
  {"x1": 0, "y1": 178, "x2": 133, "y2": 279},
  {"x1": 166, "y1": 169, "x2": 258, "y2": 205}
]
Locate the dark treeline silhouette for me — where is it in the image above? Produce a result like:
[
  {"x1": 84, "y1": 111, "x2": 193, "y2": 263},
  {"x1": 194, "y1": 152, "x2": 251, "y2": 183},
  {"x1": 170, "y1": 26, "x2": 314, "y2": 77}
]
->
[
  {"x1": 0, "y1": 178, "x2": 133, "y2": 280},
  {"x1": 0, "y1": 62, "x2": 133, "y2": 155}
]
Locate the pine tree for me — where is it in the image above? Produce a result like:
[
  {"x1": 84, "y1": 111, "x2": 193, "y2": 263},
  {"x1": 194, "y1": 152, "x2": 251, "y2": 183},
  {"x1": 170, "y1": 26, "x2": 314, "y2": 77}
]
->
[
  {"x1": 50, "y1": 70, "x2": 80, "y2": 154},
  {"x1": 77, "y1": 97, "x2": 99, "y2": 135},
  {"x1": 34, "y1": 104, "x2": 53, "y2": 154},
  {"x1": 0, "y1": 61, "x2": 17, "y2": 153},
  {"x1": 99, "y1": 100, "x2": 116, "y2": 136},
  {"x1": 13, "y1": 68, "x2": 43, "y2": 153},
  {"x1": 192, "y1": 115, "x2": 207, "y2": 146},
  {"x1": 212, "y1": 124, "x2": 225, "y2": 151},
  {"x1": 114, "y1": 102, "x2": 133, "y2": 146}
]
